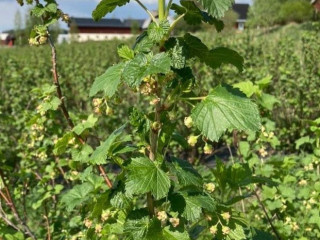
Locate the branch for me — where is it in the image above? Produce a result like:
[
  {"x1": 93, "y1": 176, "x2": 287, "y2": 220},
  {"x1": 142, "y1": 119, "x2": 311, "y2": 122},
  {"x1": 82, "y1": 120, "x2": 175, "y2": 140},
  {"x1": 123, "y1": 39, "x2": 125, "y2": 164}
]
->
[
  {"x1": 0, "y1": 170, "x2": 37, "y2": 240},
  {"x1": 253, "y1": 187, "x2": 282, "y2": 240},
  {"x1": 46, "y1": 30, "x2": 113, "y2": 189}
]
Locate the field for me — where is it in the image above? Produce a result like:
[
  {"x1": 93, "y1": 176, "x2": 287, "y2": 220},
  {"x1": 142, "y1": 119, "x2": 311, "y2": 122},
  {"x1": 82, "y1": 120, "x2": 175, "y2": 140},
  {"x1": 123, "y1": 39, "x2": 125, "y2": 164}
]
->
[{"x1": 1, "y1": 22, "x2": 320, "y2": 239}]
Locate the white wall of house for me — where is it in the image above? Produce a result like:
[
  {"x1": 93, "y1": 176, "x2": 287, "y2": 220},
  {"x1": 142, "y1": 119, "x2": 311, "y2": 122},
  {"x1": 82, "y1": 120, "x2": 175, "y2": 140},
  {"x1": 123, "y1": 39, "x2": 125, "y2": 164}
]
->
[
  {"x1": 236, "y1": 19, "x2": 246, "y2": 31},
  {"x1": 0, "y1": 33, "x2": 9, "y2": 41},
  {"x1": 57, "y1": 33, "x2": 136, "y2": 44}
]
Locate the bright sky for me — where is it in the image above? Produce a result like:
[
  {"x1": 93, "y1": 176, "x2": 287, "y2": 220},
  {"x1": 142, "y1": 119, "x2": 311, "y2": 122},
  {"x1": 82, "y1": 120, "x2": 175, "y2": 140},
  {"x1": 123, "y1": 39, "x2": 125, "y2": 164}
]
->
[{"x1": 0, "y1": 0, "x2": 252, "y2": 32}]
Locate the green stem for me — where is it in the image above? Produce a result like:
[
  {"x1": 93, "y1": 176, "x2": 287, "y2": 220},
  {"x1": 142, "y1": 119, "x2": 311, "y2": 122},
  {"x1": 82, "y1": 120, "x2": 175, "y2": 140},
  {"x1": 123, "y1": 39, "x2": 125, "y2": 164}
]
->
[
  {"x1": 147, "y1": 93, "x2": 162, "y2": 217},
  {"x1": 158, "y1": 0, "x2": 166, "y2": 21},
  {"x1": 181, "y1": 96, "x2": 206, "y2": 101},
  {"x1": 168, "y1": 13, "x2": 186, "y2": 34},
  {"x1": 136, "y1": 0, "x2": 158, "y2": 25},
  {"x1": 165, "y1": 0, "x2": 173, "y2": 18}
]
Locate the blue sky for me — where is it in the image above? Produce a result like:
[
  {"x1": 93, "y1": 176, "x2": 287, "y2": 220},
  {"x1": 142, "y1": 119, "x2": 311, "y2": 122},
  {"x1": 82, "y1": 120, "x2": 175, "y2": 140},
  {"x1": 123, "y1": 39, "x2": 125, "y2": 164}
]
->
[{"x1": 0, "y1": 0, "x2": 252, "y2": 32}]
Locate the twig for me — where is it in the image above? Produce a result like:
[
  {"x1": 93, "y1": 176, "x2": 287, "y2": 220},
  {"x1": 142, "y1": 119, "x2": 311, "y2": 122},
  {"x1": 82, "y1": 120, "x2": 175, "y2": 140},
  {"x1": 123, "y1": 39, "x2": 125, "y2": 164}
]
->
[
  {"x1": 46, "y1": 30, "x2": 113, "y2": 189},
  {"x1": 0, "y1": 170, "x2": 37, "y2": 239},
  {"x1": 253, "y1": 188, "x2": 282, "y2": 240},
  {"x1": 227, "y1": 144, "x2": 246, "y2": 213}
]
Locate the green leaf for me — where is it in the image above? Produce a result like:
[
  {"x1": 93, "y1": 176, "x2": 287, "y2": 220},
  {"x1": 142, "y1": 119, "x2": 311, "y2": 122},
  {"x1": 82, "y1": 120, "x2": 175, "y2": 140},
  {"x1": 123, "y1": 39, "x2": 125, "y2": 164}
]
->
[
  {"x1": 89, "y1": 125, "x2": 125, "y2": 165},
  {"x1": 165, "y1": 38, "x2": 187, "y2": 69},
  {"x1": 163, "y1": 227, "x2": 190, "y2": 240},
  {"x1": 72, "y1": 114, "x2": 98, "y2": 135},
  {"x1": 134, "y1": 31, "x2": 154, "y2": 53},
  {"x1": 110, "y1": 191, "x2": 132, "y2": 210},
  {"x1": 71, "y1": 144, "x2": 93, "y2": 162},
  {"x1": 196, "y1": 0, "x2": 234, "y2": 18},
  {"x1": 228, "y1": 224, "x2": 246, "y2": 240},
  {"x1": 61, "y1": 183, "x2": 93, "y2": 211},
  {"x1": 147, "y1": 20, "x2": 170, "y2": 42},
  {"x1": 31, "y1": 6, "x2": 46, "y2": 17},
  {"x1": 46, "y1": 3, "x2": 57, "y2": 13},
  {"x1": 233, "y1": 81, "x2": 260, "y2": 97},
  {"x1": 89, "y1": 63, "x2": 124, "y2": 98},
  {"x1": 167, "y1": 157, "x2": 203, "y2": 187},
  {"x1": 118, "y1": 44, "x2": 135, "y2": 60},
  {"x1": 126, "y1": 157, "x2": 171, "y2": 200},
  {"x1": 191, "y1": 84, "x2": 261, "y2": 142},
  {"x1": 53, "y1": 132, "x2": 74, "y2": 155},
  {"x1": 124, "y1": 215, "x2": 163, "y2": 240},
  {"x1": 182, "y1": 196, "x2": 201, "y2": 221},
  {"x1": 295, "y1": 136, "x2": 312, "y2": 150},
  {"x1": 123, "y1": 53, "x2": 171, "y2": 87},
  {"x1": 92, "y1": 0, "x2": 130, "y2": 21},
  {"x1": 183, "y1": 34, "x2": 243, "y2": 71},
  {"x1": 258, "y1": 93, "x2": 280, "y2": 111},
  {"x1": 171, "y1": 1, "x2": 224, "y2": 31},
  {"x1": 42, "y1": 96, "x2": 61, "y2": 112}
]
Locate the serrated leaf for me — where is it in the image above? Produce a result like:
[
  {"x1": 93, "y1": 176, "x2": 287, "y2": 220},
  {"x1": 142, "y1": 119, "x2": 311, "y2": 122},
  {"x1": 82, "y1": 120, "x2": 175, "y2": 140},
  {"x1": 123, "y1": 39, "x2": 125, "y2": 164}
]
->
[
  {"x1": 228, "y1": 224, "x2": 246, "y2": 240},
  {"x1": 46, "y1": 3, "x2": 57, "y2": 13},
  {"x1": 126, "y1": 157, "x2": 170, "y2": 200},
  {"x1": 90, "y1": 63, "x2": 124, "y2": 98},
  {"x1": 233, "y1": 81, "x2": 260, "y2": 97},
  {"x1": 168, "y1": 157, "x2": 203, "y2": 187},
  {"x1": 72, "y1": 114, "x2": 98, "y2": 135},
  {"x1": 207, "y1": 47, "x2": 244, "y2": 72},
  {"x1": 42, "y1": 96, "x2": 61, "y2": 112},
  {"x1": 134, "y1": 31, "x2": 153, "y2": 53},
  {"x1": 182, "y1": 196, "x2": 202, "y2": 221},
  {"x1": 182, "y1": 194, "x2": 216, "y2": 221},
  {"x1": 118, "y1": 44, "x2": 135, "y2": 60},
  {"x1": 89, "y1": 125, "x2": 125, "y2": 165},
  {"x1": 165, "y1": 38, "x2": 186, "y2": 69},
  {"x1": 123, "y1": 53, "x2": 171, "y2": 87},
  {"x1": 71, "y1": 144, "x2": 93, "y2": 162},
  {"x1": 53, "y1": 132, "x2": 74, "y2": 155},
  {"x1": 171, "y1": 1, "x2": 224, "y2": 31},
  {"x1": 196, "y1": 0, "x2": 234, "y2": 18},
  {"x1": 92, "y1": 0, "x2": 130, "y2": 21},
  {"x1": 191, "y1": 84, "x2": 261, "y2": 142},
  {"x1": 124, "y1": 215, "x2": 163, "y2": 240},
  {"x1": 61, "y1": 183, "x2": 93, "y2": 211},
  {"x1": 110, "y1": 191, "x2": 132, "y2": 209},
  {"x1": 31, "y1": 6, "x2": 46, "y2": 17},
  {"x1": 163, "y1": 227, "x2": 190, "y2": 240},
  {"x1": 183, "y1": 34, "x2": 243, "y2": 71},
  {"x1": 147, "y1": 20, "x2": 170, "y2": 42}
]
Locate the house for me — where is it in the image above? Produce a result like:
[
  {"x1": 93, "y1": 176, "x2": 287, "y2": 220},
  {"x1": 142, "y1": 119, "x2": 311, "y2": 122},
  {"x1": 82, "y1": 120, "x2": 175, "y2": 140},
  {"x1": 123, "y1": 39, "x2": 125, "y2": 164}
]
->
[
  {"x1": 65, "y1": 17, "x2": 148, "y2": 42},
  {"x1": 232, "y1": 3, "x2": 249, "y2": 31},
  {"x1": 311, "y1": 0, "x2": 320, "y2": 12},
  {"x1": 0, "y1": 31, "x2": 15, "y2": 46}
]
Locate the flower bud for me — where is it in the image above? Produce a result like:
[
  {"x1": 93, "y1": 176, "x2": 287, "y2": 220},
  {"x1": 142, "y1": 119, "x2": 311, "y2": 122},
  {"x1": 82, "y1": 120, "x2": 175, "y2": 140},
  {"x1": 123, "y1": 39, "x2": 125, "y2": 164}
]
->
[
  {"x1": 169, "y1": 217, "x2": 180, "y2": 227},
  {"x1": 209, "y1": 225, "x2": 217, "y2": 235},
  {"x1": 106, "y1": 106, "x2": 113, "y2": 115},
  {"x1": 204, "y1": 143, "x2": 213, "y2": 155},
  {"x1": 221, "y1": 212, "x2": 231, "y2": 221},
  {"x1": 184, "y1": 116, "x2": 193, "y2": 128},
  {"x1": 101, "y1": 209, "x2": 111, "y2": 221},
  {"x1": 157, "y1": 211, "x2": 167, "y2": 222},
  {"x1": 84, "y1": 219, "x2": 92, "y2": 228},
  {"x1": 204, "y1": 183, "x2": 215, "y2": 193},
  {"x1": 92, "y1": 98, "x2": 103, "y2": 107},
  {"x1": 95, "y1": 224, "x2": 102, "y2": 233},
  {"x1": 188, "y1": 135, "x2": 199, "y2": 147},
  {"x1": 39, "y1": 36, "x2": 48, "y2": 44},
  {"x1": 222, "y1": 226, "x2": 230, "y2": 235}
]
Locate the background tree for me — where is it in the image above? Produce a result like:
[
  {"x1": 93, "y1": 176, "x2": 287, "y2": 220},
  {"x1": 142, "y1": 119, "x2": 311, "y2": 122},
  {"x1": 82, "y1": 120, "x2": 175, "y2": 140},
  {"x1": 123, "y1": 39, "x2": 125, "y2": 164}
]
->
[{"x1": 14, "y1": 10, "x2": 23, "y2": 46}]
